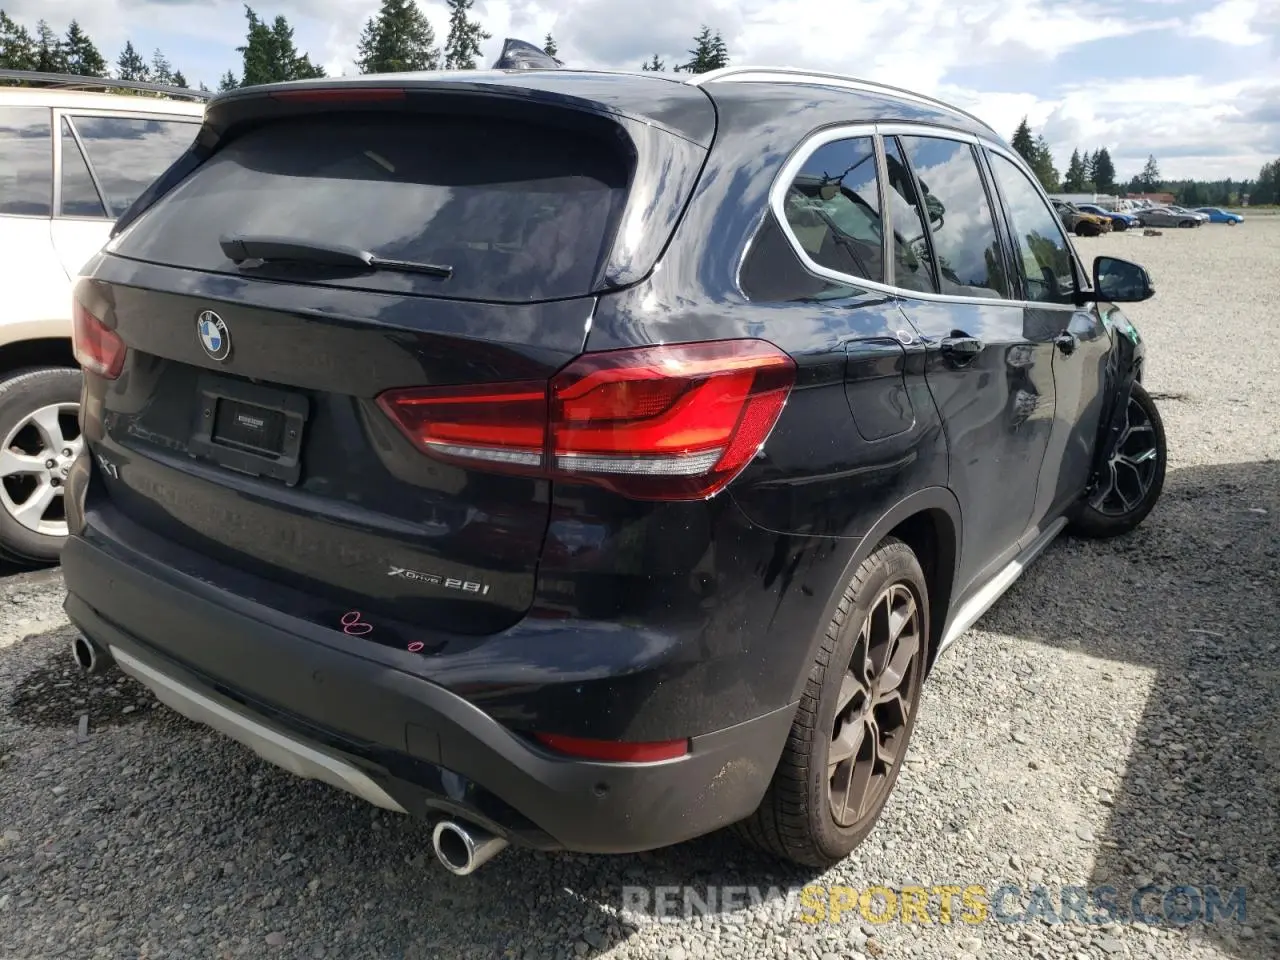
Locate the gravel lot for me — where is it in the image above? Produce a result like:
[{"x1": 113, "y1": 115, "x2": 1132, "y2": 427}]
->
[{"x1": 2, "y1": 218, "x2": 1278, "y2": 960}]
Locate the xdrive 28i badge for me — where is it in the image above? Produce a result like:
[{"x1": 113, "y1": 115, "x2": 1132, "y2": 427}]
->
[{"x1": 196, "y1": 310, "x2": 231, "y2": 361}]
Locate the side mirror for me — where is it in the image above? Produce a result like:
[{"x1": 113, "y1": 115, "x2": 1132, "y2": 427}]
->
[{"x1": 1093, "y1": 256, "x2": 1154, "y2": 302}]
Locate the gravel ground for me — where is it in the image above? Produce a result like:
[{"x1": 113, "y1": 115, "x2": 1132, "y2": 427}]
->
[{"x1": 2, "y1": 219, "x2": 1278, "y2": 960}]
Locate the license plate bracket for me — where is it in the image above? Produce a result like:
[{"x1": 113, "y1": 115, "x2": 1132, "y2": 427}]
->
[{"x1": 188, "y1": 374, "x2": 309, "y2": 486}]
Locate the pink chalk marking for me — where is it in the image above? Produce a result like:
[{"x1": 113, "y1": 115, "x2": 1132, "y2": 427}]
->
[
  {"x1": 407, "y1": 641, "x2": 425, "y2": 653},
  {"x1": 341, "y1": 611, "x2": 373, "y2": 636}
]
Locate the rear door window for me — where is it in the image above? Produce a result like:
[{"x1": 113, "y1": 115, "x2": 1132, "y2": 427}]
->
[
  {"x1": 898, "y1": 135, "x2": 1012, "y2": 300},
  {"x1": 67, "y1": 115, "x2": 199, "y2": 217},
  {"x1": 112, "y1": 114, "x2": 631, "y2": 303},
  {"x1": 0, "y1": 106, "x2": 53, "y2": 217}
]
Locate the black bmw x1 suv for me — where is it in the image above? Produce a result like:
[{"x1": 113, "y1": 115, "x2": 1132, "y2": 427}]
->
[{"x1": 62, "y1": 64, "x2": 1167, "y2": 872}]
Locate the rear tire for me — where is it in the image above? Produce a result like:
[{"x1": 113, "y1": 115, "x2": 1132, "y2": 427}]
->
[
  {"x1": 737, "y1": 538, "x2": 929, "y2": 868},
  {"x1": 0, "y1": 367, "x2": 84, "y2": 566},
  {"x1": 1068, "y1": 382, "x2": 1166, "y2": 539}
]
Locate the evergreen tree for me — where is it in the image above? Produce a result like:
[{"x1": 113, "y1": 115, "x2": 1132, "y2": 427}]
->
[
  {"x1": 443, "y1": 0, "x2": 489, "y2": 69},
  {"x1": 62, "y1": 20, "x2": 106, "y2": 76},
  {"x1": 676, "y1": 26, "x2": 728, "y2": 73},
  {"x1": 0, "y1": 11, "x2": 38, "y2": 70},
  {"x1": 357, "y1": 0, "x2": 439, "y2": 73},
  {"x1": 150, "y1": 48, "x2": 175, "y2": 85},
  {"x1": 1063, "y1": 148, "x2": 1086, "y2": 191},
  {"x1": 173, "y1": 70, "x2": 187, "y2": 88},
  {"x1": 1031, "y1": 135, "x2": 1060, "y2": 192},
  {"x1": 1092, "y1": 147, "x2": 1116, "y2": 192},
  {"x1": 543, "y1": 33, "x2": 557, "y2": 57},
  {"x1": 641, "y1": 54, "x2": 664, "y2": 71},
  {"x1": 238, "y1": 6, "x2": 325, "y2": 86},
  {"x1": 218, "y1": 70, "x2": 239, "y2": 91},
  {"x1": 1010, "y1": 117, "x2": 1036, "y2": 167},
  {"x1": 34, "y1": 19, "x2": 65, "y2": 72},
  {"x1": 116, "y1": 41, "x2": 149, "y2": 81},
  {"x1": 1082, "y1": 149, "x2": 1096, "y2": 185},
  {"x1": 1139, "y1": 154, "x2": 1161, "y2": 190}
]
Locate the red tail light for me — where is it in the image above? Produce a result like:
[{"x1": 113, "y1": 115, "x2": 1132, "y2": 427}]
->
[
  {"x1": 533, "y1": 732, "x2": 689, "y2": 763},
  {"x1": 377, "y1": 339, "x2": 796, "y2": 501},
  {"x1": 268, "y1": 87, "x2": 405, "y2": 103},
  {"x1": 72, "y1": 300, "x2": 126, "y2": 379}
]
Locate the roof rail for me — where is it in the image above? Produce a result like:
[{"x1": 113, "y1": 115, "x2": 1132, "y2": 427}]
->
[
  {"x1": 685, "y1": 66, "x2": 998, "y2": 137},
  {"x1": 0, "y1": 69, "x2": 212, "y2": 102}
]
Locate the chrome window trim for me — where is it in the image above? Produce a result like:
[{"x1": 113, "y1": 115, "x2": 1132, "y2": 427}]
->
[
  {"x1": 685, "y1": 66, "x2": 999, "y2": 137},
  {"x1": 764, "y1": 120, "x2": 1087, "y2": 312}
]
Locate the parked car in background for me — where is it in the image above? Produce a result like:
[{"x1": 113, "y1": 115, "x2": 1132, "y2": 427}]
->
[
  {"x1": 1051, "y1": 199, "x2": 1112, "y2": 237},
  {"x1": 1078, "y1": 203, "x2": 1137, "y2": 232},
  {"x1": 0, "y1": 71, "x2": 206, "y2": 564},
  {"x1": 1196, "y1": 207, "x2": 1243, "y2": 224},
  {"x1": 1134, "y1": 206, "x2": 1204, "y2": 228},
  {"x1": 62, "y1": 62, "x2": 1166, "y2": 873}
]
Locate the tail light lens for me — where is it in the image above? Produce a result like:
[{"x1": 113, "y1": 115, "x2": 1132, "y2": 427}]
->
[
  {"x1": 72, "y1": 300, "x2": 126, "y2": 379},
  {"x1": 377, "y1": 339, "x2": 796, "y2": 501}
]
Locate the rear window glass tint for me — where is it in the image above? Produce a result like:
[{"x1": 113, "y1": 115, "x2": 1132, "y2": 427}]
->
[
  {"x1": 70, "y1": 115, "x2": 198, "y2": 216},
  {"x1": 113, "y1": 114, "x2": 630, "y2": 302},
  {"x1": 0, "y1": 106, "x2": 52, "y2": 216}
]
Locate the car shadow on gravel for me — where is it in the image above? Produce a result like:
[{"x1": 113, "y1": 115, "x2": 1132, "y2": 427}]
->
[{"x1": 1015, "y1": 458, "x2": 1280, "y2": 959}]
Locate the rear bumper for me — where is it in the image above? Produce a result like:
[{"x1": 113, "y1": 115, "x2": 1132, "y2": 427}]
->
[{"x1": 61, "y1": 531, "x2": 796, "y2": 854}]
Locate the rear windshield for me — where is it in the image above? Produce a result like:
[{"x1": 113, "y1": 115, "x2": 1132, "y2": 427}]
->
[{"x1": 112, "y1": 113, "x2": 630, "y2": 302}]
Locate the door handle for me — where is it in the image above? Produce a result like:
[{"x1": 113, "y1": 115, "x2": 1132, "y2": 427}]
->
[
  {"x1": 1055, "y1": 332, "x2": 1077, "y2": 356},
  {"x1": 940, "y1": 334, "x2": 983, "y2": 366}
]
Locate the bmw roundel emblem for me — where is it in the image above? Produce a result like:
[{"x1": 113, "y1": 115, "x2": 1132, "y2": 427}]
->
[{"x1": 196, "y1": 310, "x2": 231, "y2": 361}]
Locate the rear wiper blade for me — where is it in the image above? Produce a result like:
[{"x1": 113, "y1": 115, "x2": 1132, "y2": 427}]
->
[{"x1": 219, "y1": 235, "x2": 453, "y2": 279}]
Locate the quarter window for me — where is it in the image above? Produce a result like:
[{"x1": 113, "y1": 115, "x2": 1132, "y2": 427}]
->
[
  {"x1": 60, "y1": 119, "x2": 107, "y2": 218},
  {"x1": 0, "y1": 106, "x2": 53, "y2": 217},
  {"x1": 781, "y1": 137, "x2": 884, "y2": 284},
  {"x1": 988, "y1": 152, "x2": 1078, "y2": 304},
  {"x1": 898, "y1": 136, "x2": 1011, "y2": 299},
  {"x1": 68, "y1": 115, "x2": 198, "y2": 217}
]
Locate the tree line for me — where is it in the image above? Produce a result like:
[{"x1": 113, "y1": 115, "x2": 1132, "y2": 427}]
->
[
  {"x1": 2, "y1": 3, "x2": 731, "y2": 92},
  {"x1": 1, "y1": 9, "x2": 194, "y2": 89},
  {"x1": 1012, "y1": 115, "x2": 1279, "y2": 207}
]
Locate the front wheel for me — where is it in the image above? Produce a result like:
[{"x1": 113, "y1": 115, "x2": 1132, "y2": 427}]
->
[
  {"x1": 1068, "y1": 382, "x2": 1166, "y2": 538},
  {"x1": 1179, "y1": 220, "x2": 1197, "y2": 228},
  {"x1": 737, "y1": 538, "x2": 929, "y2": 867},
  {"x1": 0, "y1": 367, "x2": 84, "y2": 565}
]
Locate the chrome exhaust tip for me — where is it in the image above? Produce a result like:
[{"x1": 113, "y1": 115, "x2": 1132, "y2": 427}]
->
[
  {"x1": 71, "y1": 634, "x2": 113, "y2": 675},
  {"x1": 431, "y1": 819, "x2": 508, "y2": 875}
]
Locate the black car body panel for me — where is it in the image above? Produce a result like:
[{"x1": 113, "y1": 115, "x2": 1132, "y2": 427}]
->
[{"x1": 65, "y1": 68, "x2": 1148, "y2": 854}]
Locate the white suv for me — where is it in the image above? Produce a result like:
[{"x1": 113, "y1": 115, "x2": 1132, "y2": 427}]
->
[{"x1": 0, "y1": 80, "x2": 204, "y2": 564}]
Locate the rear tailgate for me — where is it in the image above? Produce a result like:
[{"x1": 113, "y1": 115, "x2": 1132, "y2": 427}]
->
[{"x1": 75, "y1": 77, "x2": 713, "y2": 639}]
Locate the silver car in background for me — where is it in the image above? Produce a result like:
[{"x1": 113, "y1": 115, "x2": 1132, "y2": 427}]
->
[{"x1": 1136, "y1": 206, "x2": 1205, "y2": 228}]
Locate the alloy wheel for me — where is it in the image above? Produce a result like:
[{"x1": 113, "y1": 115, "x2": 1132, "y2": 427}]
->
[
  {"x1": 0, "y1": 402, "x2": 82, "y2": 537},
  {"x1": 827, "y1": 582, "x2": 922, "y2": 827},
  {"x1": 1090, "y1": 393, "x2": 1159, "y2": 517}
]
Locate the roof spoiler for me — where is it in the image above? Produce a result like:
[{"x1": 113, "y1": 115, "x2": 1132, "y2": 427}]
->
[
  {"x1": 0, "y1": 68, "x2": 212, "y2": 102},
  {"x1": 491, "y1": 38, "x2": 563, "y2": 71}
]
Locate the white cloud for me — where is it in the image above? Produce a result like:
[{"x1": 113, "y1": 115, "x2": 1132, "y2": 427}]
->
[{"x1": 1189, "y1": 0, "x2": 1267, "y2": 45}]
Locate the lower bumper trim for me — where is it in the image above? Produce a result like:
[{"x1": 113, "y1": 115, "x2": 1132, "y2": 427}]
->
[{"x1": 111, "y1": 645, "x2": 407, "y2": 814}]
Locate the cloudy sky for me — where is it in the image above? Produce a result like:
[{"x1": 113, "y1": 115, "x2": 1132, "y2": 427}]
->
[{"x1": 11, "y1": 0, "x2": 1279, "y2": 180}]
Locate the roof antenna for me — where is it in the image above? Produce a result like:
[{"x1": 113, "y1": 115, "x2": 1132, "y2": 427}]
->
[{"x1": 491, "y1": 38, "x2": 563, "y2": 70}]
